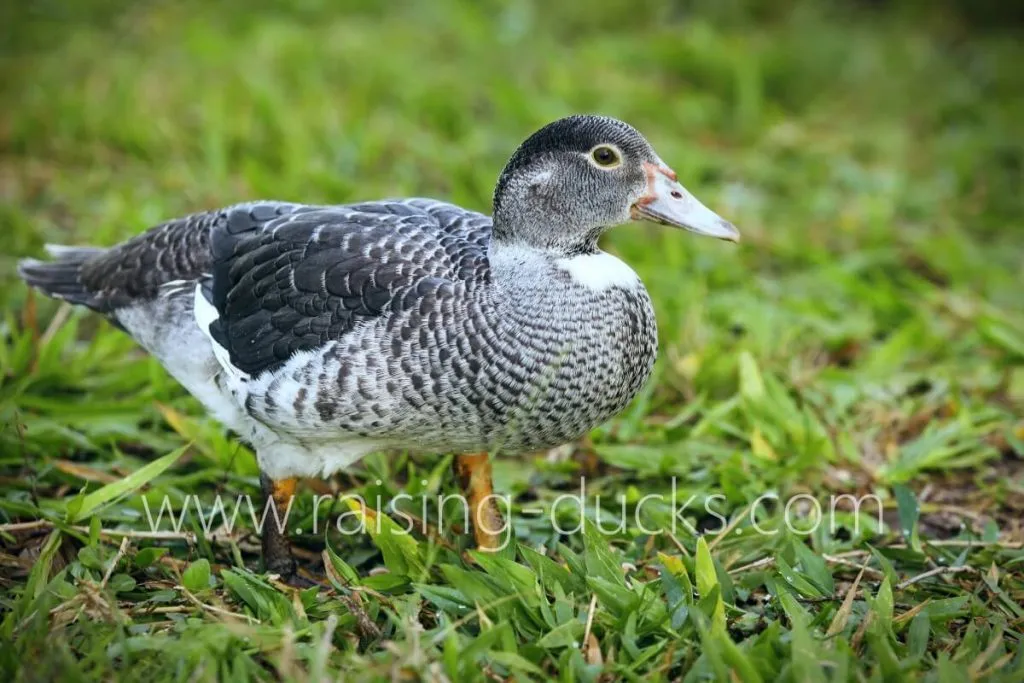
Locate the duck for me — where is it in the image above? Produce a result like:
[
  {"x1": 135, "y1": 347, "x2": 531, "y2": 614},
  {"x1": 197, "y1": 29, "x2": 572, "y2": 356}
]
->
[{"x1": 18, "y1": 114, "x2": 739, "y2": 580}]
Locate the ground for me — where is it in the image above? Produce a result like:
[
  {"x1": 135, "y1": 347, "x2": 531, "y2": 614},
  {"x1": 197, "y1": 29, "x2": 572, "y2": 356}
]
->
[{"x1": 1, "y1": 0, "x2": 1023, "y2": 681}]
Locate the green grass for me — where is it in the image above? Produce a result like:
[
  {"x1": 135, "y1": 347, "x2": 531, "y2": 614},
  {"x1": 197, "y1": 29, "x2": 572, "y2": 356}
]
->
[{"x1": 2, "y1": 0, "x2": 1023, "y2": 680}]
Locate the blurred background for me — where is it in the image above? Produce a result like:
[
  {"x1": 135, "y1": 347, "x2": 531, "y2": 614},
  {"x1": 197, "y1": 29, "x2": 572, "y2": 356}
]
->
[{"x1": 1, "y1": 1, "x2": 1022, "y2": 678}]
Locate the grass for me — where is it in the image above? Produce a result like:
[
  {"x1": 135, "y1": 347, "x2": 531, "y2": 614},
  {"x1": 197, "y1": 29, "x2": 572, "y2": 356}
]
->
[{"x1": 1, "y1": 0, "x2": 1023, "y2": 680}]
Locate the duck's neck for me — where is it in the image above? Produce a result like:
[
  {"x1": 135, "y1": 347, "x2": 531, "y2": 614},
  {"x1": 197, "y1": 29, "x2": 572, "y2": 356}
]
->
[
  {"x1": 491, "y1": 202, "x2": 605, "y2": 255},
  {"x1": 487, "y1": 238, "x2": 642, "y2": 294}
]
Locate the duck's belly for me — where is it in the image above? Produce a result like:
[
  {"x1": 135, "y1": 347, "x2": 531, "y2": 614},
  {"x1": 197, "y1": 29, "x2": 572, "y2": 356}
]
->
[{"x1": 245, "y1": 284, "x2": 658, "y2": 465}]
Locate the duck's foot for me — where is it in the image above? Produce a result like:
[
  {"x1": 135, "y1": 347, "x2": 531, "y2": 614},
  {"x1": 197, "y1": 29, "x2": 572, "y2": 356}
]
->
[{"x1": 270, "y1": 566, "x2": 326, "y2": 589}]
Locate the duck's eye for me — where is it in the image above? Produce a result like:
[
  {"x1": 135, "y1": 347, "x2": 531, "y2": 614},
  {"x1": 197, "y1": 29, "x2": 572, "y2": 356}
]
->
[{"x1": 591, "y1": 145, "x2": 621, "y2": 168}]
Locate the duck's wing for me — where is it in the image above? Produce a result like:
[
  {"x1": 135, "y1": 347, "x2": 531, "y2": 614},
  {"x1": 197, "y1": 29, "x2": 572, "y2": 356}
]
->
[
  {"x1": 69, "y1": 202, "x2": 311, "y2": 311},
  {"x1": 19, "y1": 202, "x2": 312, "y2": 318},
  {"x1": 202, "y1": 199, "x2": 492, "y2": 378}
]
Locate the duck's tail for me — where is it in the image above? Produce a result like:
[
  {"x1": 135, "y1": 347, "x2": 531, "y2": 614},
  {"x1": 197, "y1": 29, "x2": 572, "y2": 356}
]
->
[{"x1": 18, "y1": 244, "x2": 107, "y2": 312}]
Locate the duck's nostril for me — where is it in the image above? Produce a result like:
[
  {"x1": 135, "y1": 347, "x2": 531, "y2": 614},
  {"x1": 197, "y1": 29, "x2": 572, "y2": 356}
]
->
[{"x1": 670, "y1": 190, "x2": 683, "y2": 200}]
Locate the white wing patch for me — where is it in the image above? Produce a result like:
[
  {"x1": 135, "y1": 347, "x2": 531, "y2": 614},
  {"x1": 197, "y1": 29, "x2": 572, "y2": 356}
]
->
[
  {"x1": 193, "y1": 284, "x2": 248, "y2": 384},
  {"x1": 557, "y1": 252, "x2": 641, "y2": 291}
]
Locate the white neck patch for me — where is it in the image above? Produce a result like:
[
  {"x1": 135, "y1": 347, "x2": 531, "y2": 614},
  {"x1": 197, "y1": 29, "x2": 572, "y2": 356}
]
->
[{"x1": 557, "y1": 251, "x2": 642, "y2": 291}]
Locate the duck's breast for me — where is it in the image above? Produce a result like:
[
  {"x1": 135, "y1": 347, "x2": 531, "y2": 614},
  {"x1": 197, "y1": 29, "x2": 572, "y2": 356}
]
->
[{"x1": 472, "y1": 251, "x2": 659, "y2": 451}]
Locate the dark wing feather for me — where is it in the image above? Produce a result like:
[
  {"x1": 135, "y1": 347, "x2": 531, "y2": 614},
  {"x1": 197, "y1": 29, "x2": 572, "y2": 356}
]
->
[
  {"x1": 207, "y1": 199, "x2": 491, "y2": 377},
  {"x1": 78, "y1": 202, "x2": 309, "y2": 311}
]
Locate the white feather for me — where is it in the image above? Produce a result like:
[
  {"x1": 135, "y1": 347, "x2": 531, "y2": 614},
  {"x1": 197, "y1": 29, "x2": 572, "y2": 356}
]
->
[
  {"x1": 193, "y1": 284, "x2": 248, "y2": 384},
  {"x1": 44, "y1": 243, "x2": 97, "y2": 258},
  {"x1": 557, "y1": 252, "x2": 641, "y2": 291}
]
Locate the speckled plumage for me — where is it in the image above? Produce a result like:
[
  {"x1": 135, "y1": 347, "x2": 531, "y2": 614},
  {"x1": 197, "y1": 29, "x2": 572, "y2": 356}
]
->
[{"x1": 19, "y1": 115, "x2": 737, "y2": 482}]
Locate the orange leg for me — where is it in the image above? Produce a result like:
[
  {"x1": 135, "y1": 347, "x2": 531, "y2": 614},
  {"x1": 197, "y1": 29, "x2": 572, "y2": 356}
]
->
[
  {"x1": 453, "y1": 453, "x2": 505, "y2": 551},
  {"x1": 260, "y1": 474, "x2": 298, "y2": 577},
  {"x1": 271, "y1": 477, "x2": 298, "y2": 508}
]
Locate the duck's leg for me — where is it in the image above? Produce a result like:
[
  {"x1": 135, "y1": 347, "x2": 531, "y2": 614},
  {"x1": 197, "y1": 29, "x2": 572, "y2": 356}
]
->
[
  {"x1": 259, "y1": 473, "x2": 298, "y2": 577},
  {"x1": 453, "y1": 453, "x2": 506, "y2": 551}
]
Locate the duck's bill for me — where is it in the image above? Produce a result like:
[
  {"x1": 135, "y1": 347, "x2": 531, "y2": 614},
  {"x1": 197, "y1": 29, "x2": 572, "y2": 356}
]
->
[{"x1": 630, "y1": 161, "x2": 740, "y2": 242}]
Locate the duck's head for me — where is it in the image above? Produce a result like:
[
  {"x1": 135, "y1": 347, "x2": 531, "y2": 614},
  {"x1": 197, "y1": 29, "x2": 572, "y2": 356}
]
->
[{"x1": 492, "y1": 114, "x2": 739, "y2": 253}]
